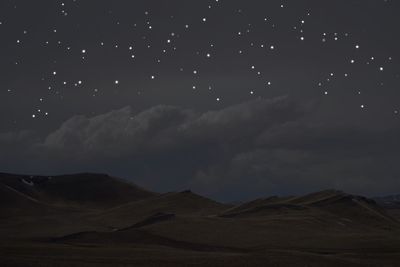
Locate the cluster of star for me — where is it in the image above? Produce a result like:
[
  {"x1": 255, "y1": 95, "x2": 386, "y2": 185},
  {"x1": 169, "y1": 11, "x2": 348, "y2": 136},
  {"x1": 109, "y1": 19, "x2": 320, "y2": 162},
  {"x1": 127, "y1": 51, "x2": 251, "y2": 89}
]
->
[{"x1": 0, "y1": 0, "x2": 399, "y2": 124}]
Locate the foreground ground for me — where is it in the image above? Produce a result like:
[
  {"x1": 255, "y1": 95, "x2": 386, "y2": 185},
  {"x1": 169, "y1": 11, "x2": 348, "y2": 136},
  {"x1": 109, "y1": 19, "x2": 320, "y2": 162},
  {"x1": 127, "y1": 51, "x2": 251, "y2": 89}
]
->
[{"x1": 1, "y1": 173, "x2": 400, "y2": 266}]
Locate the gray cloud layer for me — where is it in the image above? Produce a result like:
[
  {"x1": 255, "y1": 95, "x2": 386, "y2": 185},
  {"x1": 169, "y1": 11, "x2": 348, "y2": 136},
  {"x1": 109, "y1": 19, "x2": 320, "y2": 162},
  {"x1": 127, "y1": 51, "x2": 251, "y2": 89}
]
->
[{"x1": 1, "y1": 96, "x2": 399, "y2": 201}]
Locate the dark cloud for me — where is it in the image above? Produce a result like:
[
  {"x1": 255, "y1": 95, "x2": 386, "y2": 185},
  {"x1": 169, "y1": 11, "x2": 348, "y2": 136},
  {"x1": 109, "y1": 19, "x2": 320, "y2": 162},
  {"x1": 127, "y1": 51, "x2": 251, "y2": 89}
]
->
[
  {"x1": 1, "y1": 96, "x2": 400, "y2": 201},
  {"x1": 41, "y1": 105, "x2": 194, "y2": 158},
  {"x1": 37, "y1": 96, "x2": 301, "y2": 163}
]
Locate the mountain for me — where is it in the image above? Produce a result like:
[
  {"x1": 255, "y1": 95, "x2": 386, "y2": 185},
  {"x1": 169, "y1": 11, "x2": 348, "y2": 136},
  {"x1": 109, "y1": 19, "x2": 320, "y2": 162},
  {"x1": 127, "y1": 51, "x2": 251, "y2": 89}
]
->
[
  {"x1": 0, "y1": 172, "x2": 156, "y2": 209},
  {"x1": 0, "y1": 183, "x2": 58, "y2": 217},
  {"x1": 220, "y1": 190, "x2": 396, "y2": 229},
  {"x1": 93, "y1": 190, "x2": 230, "y2": 228},
  {"x1": 1, "y1": 173, "x2": 400, "y2": 267}
]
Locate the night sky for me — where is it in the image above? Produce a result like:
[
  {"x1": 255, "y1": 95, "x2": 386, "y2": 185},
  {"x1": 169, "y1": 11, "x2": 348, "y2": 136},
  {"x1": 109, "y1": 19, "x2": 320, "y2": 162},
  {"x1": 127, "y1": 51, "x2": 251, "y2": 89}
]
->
[{"x1": 1, "y1": 0, "x2": 400, "y2": 201}]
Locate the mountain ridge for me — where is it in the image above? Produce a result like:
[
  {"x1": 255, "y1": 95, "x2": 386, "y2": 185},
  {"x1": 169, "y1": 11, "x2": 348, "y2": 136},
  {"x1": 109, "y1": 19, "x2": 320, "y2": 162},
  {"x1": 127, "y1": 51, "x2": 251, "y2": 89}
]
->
[{"x1": 1, "y1": 172, "x2": 400, "y2": 267}]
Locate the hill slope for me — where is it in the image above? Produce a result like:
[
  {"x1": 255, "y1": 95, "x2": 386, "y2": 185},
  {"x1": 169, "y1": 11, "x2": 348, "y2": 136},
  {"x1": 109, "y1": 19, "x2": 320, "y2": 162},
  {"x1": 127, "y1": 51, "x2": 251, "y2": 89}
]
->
[
  {"x1": 1, "y1": 173, "x2": 400, "y2": 267},
  {"x1": 220, "y1": 190, "x2": 397, "y2": 229},
  {"x1": 0, "y1": 172, "x2": 156, "y2": 209},
  {"x1": 93, "y1": 190, "x2": 230, "y2": 228}
]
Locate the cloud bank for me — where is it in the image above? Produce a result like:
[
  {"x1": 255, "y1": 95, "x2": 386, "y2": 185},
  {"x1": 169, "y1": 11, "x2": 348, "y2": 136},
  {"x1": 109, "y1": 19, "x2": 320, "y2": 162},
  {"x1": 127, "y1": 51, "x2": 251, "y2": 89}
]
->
[{"x1": 1, "y1": 96, "x2": 400, "y2": 201}]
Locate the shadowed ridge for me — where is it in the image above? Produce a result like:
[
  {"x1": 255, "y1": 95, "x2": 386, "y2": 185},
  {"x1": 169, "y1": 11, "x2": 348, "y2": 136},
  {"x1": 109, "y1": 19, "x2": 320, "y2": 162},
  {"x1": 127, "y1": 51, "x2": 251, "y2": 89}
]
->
[
  {"x1": 40, "y1": 173, "x2": 157, "y2": 207},
  {"x1": 0, "y1": 183, "x2": 78, "y2": 218},
  {"x1": 296, "y1": 190, "x2": 398, "y2": 225},
  {"x1": 118, "y1": 212, "x2": 176, "y2": 230},
  {"x1": 284, "y1": 189, "x2": 347, "y2": 205},
  {"x1": 0, "y1": 183, "x2": 53, "y2": 217},
  {"x1": 52, "y1": 227, "x2": 247, "y2": 253},
  {"x1": 107, "y1": 189, "x2": 229, "y2": 216},
  {"x1": 219, "y1": 190, "x2": 398, "y2": 227},
  {"x1": 222, "y1": 196, "x2": 286, "y2": 214},
  {"x1": 93, "y1": 189, "x2": 230, "y2": 228},
  {"x1": 0, "y1": 172, "x2": 157, "y2": 208}
]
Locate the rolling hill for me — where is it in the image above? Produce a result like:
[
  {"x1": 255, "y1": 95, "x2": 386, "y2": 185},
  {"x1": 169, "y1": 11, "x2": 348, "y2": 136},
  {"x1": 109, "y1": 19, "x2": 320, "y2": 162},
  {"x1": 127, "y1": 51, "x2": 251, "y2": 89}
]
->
[
  {"x1": 1, "y1": 173, "x2": 400, "y2": 267},
  {"x1": 0, "y1": 172, "x2": 156, "y2": 209}
]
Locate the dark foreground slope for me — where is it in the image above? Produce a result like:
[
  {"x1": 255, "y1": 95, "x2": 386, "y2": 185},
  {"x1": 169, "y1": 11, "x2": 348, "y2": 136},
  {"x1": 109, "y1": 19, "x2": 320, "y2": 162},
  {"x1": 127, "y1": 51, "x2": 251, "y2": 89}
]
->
[
  {"x1": 1, "y1": 173, "x2": 400, "y2": 267},
  {"x1": 0, "y1": 172, "x2": 156, "y2": 209}
]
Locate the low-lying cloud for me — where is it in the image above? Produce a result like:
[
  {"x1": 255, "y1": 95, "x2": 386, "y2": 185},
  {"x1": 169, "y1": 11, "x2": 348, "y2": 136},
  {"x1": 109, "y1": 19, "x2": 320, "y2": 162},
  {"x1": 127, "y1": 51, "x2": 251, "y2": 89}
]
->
[{"x1": 1, "y1": 96, "x2": 400, "y2": 201}]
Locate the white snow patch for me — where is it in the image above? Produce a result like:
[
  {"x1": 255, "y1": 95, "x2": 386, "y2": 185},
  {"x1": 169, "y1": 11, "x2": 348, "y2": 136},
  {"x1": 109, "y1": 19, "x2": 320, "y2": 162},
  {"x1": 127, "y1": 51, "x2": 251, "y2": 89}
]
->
[{"x1": 22, "y1": 179, "x2": 34, "y2": 186}]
